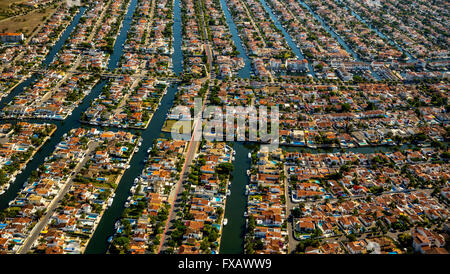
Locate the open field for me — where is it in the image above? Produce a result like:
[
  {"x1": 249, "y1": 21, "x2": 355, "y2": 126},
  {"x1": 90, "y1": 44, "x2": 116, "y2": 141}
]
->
[
  {"x1": 0, "y1": 0, "x2": 25, "y2": 10},
  {"x1": 0, "y1": 5, "x2": 57, "y2": 36},
  {"x1": 161, "y1": 119, "x2": 192, "y2": 135},
  {"x1": 0, "y1": 0, "x2": 29, "y2": 20}
]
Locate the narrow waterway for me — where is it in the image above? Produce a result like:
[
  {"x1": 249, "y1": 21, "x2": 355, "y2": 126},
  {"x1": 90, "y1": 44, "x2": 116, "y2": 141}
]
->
[
  {"x1": 0, "y1": 0, "x2": 421, "y2": 255},
  {"x1": 107, "y1": 0, "x2": 136, "y2": 70},
  {"x1": 258, "y1": 0, "x2": 315, "y2": 77},
  {"x1": 0, "y1": 0, "x2": 139, "y2": 211},
  {"x1": 296, "y1": 0, "x2": 358, "y2": 61},
  {"x1": 219, "y1": 0, "x2": 252, "y2": 78},
  {"x1": 172, "y1": 0, "x2": 183, "y2": 76},
  {"x1": 220, "y1": 142, "x2": 251, "y2": 254},
  {"x1": 296, "y1": 0, "x2": 381, "y2": 80},
  {"x1": 0, "y1": 7, "x2": 87, "y2": 109},
  {"x1": 84, "y1": 0, "x2": 184, "y2": 253},
  {"x1": 0, "y1": 7, "x2": 89, "y2": 208},
  {"x1": 0, "y1": 81, "x2": 105, "y2": 209},
  {"x1": 85, "y1": 84, "x2": 180, "y2": 253},
  {"x1": 334, "y1": 0, "x2": 415, "y2": 62}
]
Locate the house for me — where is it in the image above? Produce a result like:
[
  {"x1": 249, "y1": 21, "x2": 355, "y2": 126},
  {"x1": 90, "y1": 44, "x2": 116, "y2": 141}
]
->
[{"x1": 0, "y1": 33, "x2": 24, "y2": 43}]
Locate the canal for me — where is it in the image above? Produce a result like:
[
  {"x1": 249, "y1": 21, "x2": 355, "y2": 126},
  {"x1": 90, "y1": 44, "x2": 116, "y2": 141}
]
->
[
  {"x1": 0, "y1": 0, "x2": 138, "y2": 215},
  {"x1": 296, "y1": 0, "x2": 381, "y2": 80},
  {"x1": 0, "y1": 6, "x2": 88, "y2": 209},
  {"x1": 0, "y1": 0, "x2": 421, "y2": 255},
  {"x1": 217, "y1": 0, "x2": 253, "y2": 254},
  {"x1": 84, "y1": 0, "x2": 184, "y2": 253},
  {"x1": 258, "y1": 0, "x2": 315, "y2": 77},
  {"x1": 0, "y1": 6, "x2": 87, "y2": 109},
  {"x1": 172, "y1": 0, "x2": 183, "y2": 76},
  {"x1": 219, "y1": 0, "x2": 252, "y2": 78},
  {"x1": 219, "y1": 142, "x2": 251, "y2": 254},
  {"x1": 296, "y1": 0, "x2": 359, "y2": 61},
  {"x1": 334, "y1": 0, "x2": 416, "y2": 62}
]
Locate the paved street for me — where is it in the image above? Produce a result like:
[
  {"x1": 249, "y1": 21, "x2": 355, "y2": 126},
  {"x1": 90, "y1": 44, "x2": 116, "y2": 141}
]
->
[{"x1": 18, "y1": 141, "x2": 99, "y2": 254}]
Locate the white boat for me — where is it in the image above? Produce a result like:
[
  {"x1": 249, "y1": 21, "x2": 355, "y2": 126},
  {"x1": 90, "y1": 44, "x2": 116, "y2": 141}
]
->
[
  {"x1": 226, "y1": 190, "x2": 231, "y2": 196},
  {"x1": 248, "y1": 152, "x2": 251, "y2": 158},
  {"x1": 246, "y1": 170, "x2": 250, "y2": 175},
  {"x1": 223, "y1": 218, "x2": 228, "y2": 226}
]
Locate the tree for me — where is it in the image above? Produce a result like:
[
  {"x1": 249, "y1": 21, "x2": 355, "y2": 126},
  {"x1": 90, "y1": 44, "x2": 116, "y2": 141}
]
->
[
  {"x1": 112, "y1": 236, "x2": 130, "y2": 253},
  {"x1": 216, "y1": 162, "x2": 234, "y2": 175},
  {"x1": 346, "y1": 233, "x2": 357, "y2": 242},
  {"x1": 254, "y1": 239, "x2": 264, "y2": 250},
  {"x1": 398, "y1": 233, "x2": 412, "y2": 248}
]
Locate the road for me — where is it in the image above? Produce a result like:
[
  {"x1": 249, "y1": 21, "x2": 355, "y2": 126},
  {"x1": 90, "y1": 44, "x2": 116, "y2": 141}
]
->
[
  {"x1": 238, "y1": 0, "x2": 274, "y2": 82},
  {"x1": 157, "y1": 0, "x2": 215, "y2": 252},
  {"x1": 17, "y1": 141, "x2": 99, "y2": 254},
  {"x1": 144, "y1": 0, "x2": 156, "y2": 46},
  {"x1": 87, "y1": 0, "x2": 114, "y2": 43},
  {"x1": 200, "y1": 0, "x2": 213, "y2": 73},
  {"x1": 158, "y1": 71, "x2": 212, "y2": 253},
  {"x1": 157, "y1": 110, "x2": 204, "y2": 253},
  {"x1": 111, "y1": 77, "x2": 140, "y2": 117},
  {"x1": 283, "y1": 166, "x2": 298, "y2": 253}
]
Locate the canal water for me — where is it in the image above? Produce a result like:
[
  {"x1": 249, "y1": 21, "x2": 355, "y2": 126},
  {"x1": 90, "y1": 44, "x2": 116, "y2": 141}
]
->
[
  {"x1": 296, "y1": 0, "x2": 359, "y2": 61},
  {"x1": 172, "y1": 0, "x2": 183, "y2": 76},
  {"x1": 333, "y1": 0, "x2": 415, "y2": 62},
  {"x1": 219, "y1": 0, "x2": 252, "y2": 78},
  {"x1": 258, "y1": 0, "x2": 315, "y2": 77},
  {"x1": 219, "y1": 142, "x2": 251, "y2": 254},
  {"x1": 0, "y1": 7, "x2": 87, "y2": 109},
  {"x1": 217, "y1": 0, "x2": 254, "y2": 253},
  {"x1": 107, "y1": 0, "x2": 136, "y2": 70},
  {"x1": 296, "y1": 0, "x2": 381, "y2": 80},
  {"x1": 0, "y1": 7, "x2": 88, "y2": 209},
  {"x1": 0, "y1": 0, "x2": 139, "y2": 211},
  {"x1": 0, "y1": 0, "x2": 419, "y2": 254},
  {"x1": 84, "y1": 0, "x2": 184, "y2": 253}
]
